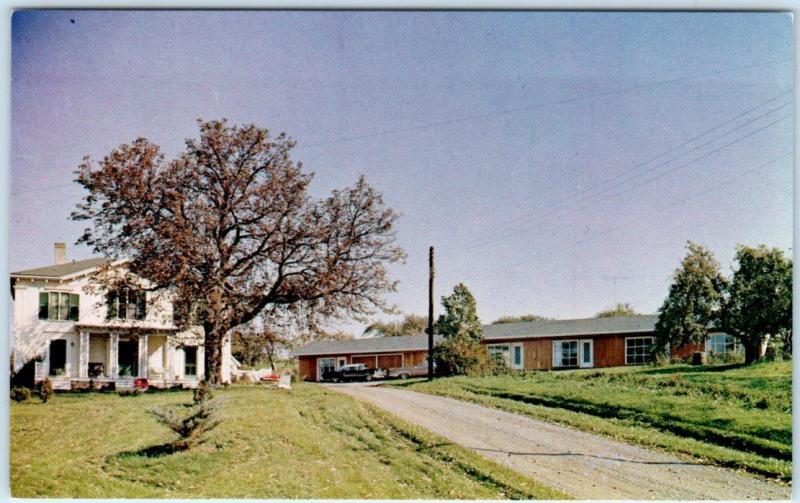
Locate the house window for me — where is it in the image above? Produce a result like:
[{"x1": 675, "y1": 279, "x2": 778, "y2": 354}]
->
[
  {"x1": 38, "y1": 292, "x2": 79, "y2": 321},
  {"x1": 49, "y1": 339, "x2": 67, "y2": 376},
  {"x1": 706, "y1": 334, "x2": 741, "y2": 354},
  {"x1": 625, "y1": 337, "x2": 654, "y2": 365},
  {"x1": 184, "y1": 347, "x2": 198, "y2": 377},
  {"x1": 107, "y1": 288, "x2": 147, "y2": 320},
  {"x1": 553, "y1": 340, "x2": 579, "y2": 367},
  {"x1": 513, "y1": 345, "x2": 523, "y2": 368}
]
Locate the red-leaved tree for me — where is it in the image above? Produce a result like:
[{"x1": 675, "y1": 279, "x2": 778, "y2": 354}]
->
[{"x1": 72, "y1": 119, "x2": 404, "y2": 384}]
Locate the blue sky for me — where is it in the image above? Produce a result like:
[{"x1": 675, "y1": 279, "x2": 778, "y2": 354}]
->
[{"x1": 11, "y1": 11, "x2": 793, "y2": 332}]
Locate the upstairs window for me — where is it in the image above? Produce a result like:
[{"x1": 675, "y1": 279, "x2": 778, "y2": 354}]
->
[
  {"x1": 38, "y1": 292, "x2": 79, "y2": 321},
  {"x1": 106, "y1": 288, "x2": 147, "y2": 321}
]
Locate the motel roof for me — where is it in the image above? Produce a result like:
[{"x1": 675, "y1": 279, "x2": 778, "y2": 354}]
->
[
  {"x1": 291, "y1": 314, "x2": 660, "y2": 357},
  {"x1": 292, "y1": 333, "x2": 446, "y2": 357}
]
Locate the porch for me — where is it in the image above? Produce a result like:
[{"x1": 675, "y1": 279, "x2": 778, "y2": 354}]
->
[{"x1": 35, "y1": 330, "x2": 204, "y2": 389}]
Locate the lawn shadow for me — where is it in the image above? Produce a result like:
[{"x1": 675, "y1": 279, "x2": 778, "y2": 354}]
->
[
  {"x1": 116, "y1": 442, "x2": 188, "y2": 459},
  {"x1": 636, "y1": 363, "x2": 747, "y2": 376}
]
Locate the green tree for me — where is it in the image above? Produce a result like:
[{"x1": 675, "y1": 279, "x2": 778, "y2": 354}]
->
[
  {"x1": 654, "y1": 242, "x2": 726, "y2": 355},
  {"x1": 720, "y1": 245, "x2": 792, "y2": 364},
  {"x1": 363, "y1": 314, "x2": 427, "y2": 337},
  {"x1": 595, "y1": 303, "x2": 638, "y2": 318},
  {"x1": 435, "y1": 283, "x2": 483, "y2": 342},
  {"x1": 492, "y1": 314, "x2": 550, "y2": 324}
]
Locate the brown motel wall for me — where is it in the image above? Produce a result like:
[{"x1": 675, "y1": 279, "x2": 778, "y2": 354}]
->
[
  {"x1": 297, "y1": 333, "x2": 710, "y2": 381},
  {"x1": 299, "y1": 350, "x2": 428, "y2": 381}
]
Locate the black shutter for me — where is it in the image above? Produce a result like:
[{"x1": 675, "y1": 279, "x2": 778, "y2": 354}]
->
[
  {"x1": 38, "y1": 292, "x2": 49, "y2": 320},
  {"x1": 106, "y1": 291, "x2": 117, "y2": 320}
]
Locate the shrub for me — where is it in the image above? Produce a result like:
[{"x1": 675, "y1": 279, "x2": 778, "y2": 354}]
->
[
  {"x1": 117, "y1": 388, "x2": 144, "y2": 397},
  {"x1": 38, "y1": 378, "x2": 54, "y2": 403},
  {"x1": 147, "y1": 392, "x2": 221, "y2": 451},
  {"x1": 11, "y1": 386, "x2": 31, "y2": 402},
  {"x1": 193, "y1": 381, "x2": 214, "y2": 403},
  {"x1": 433, "y1": 335, "x2": 503, "y2": 377}
]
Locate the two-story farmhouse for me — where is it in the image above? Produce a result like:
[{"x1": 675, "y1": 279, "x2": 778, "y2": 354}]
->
[{"x1": 11, "y1": 243, "x2": 233, "y2": 389}]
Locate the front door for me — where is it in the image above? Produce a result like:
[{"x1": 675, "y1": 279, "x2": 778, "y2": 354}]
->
[
  {"x1": 579, "y1": 339, "x2": 594, "y2": 368},
  {"x1": 118, "y1": 340, "x2": 139, "y2": 377}
]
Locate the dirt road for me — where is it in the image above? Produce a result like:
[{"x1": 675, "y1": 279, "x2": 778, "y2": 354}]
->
[{"x1": 329, "y1": 384, "x2": 790, "y2": 500}]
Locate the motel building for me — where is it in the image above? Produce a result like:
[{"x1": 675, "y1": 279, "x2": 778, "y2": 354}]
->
[{"x1": 292, "y1": 315, "x2": 742, "y2": 381}]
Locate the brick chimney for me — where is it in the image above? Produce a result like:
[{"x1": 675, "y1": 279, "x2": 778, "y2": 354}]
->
[{"x1": 54, "y1": 242, "x2": 67, "y2": 265}]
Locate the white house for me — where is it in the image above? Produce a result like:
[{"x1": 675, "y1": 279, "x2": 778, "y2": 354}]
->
[{"x1": 11, "y1": 243, "x2": 233, "y2": 390}]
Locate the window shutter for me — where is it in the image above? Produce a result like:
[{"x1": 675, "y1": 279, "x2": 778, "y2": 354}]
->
[
  {"x1": 38, "y1": 292, "x2": 49, "y2": 320},
  {"x1": 106, "y1": 291, "x2": 117, "y2": 320},
  {"x1": 68, "y1": 294, "x2": 80, "y2": 321},
  {"x1": 553, "y1": 341, "x2": 562, "y2": 367},
  {"x1": 135, "y1": 291, "x2": 147, "y2": 320}
]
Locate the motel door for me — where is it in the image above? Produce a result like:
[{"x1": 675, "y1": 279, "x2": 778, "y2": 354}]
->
[{"x1": 579, "y1": 339, "x2": 594, "y2": 368}]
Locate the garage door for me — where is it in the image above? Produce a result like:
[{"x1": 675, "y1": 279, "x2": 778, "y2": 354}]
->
[
  {"x1": 352, "y1": 355, "x2": 377, "y2": 368},
  {"x1": 377, "y1": 354, "x2": 403, "y2": 370}
]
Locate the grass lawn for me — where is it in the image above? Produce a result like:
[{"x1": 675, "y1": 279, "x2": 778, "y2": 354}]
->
[
  {"x1": 10, "y1": 383, "x2": 567, "y2": 499},
  {"x1": 392, "y1": 360, "x2": 791, "y2": 482}
]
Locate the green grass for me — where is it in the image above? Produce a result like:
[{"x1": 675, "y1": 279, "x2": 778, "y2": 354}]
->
[
  {"x1": 10, "y1": 383, "x2": 567, "y2": 499},
  {"x1": 392, "y1": 360, "x2": 792, "y2": 482}
]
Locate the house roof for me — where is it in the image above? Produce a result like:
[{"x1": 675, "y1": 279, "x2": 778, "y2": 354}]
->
[
  {"x1": 291, "y1": 314, "x2": 660, "y2": 357},
  {"x1": 291, "y1": 334, "x2": 444, "y2": 357},
  {"x1": 483, "y1": 314, "x2": 659, "y2": 340},
  {"x1": 11, "y1": 257, "x2": 110, "y2": 279}
]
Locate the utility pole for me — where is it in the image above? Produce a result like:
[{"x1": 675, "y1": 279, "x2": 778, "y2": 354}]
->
[{"x1": 427, "y1": 246, "x2": 435, "y2": 380}]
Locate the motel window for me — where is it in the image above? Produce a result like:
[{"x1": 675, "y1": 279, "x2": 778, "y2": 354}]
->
[
  {"x1": 184, "y1": 347, "x2": 198, "y2": 377},
  {"x1": 625, "y1": 337, "x2": 654, "y2": 365},
  {"x1": 107, "y1": 288, "x2": 147, "y2": 321},
  {"x1": 488, "y1": 345, "x2": 510, "y2": 365},
  {"x1": 318, "y1": 358, "x2": 336, "y2": 376},
  {"x1": 488, "y1": 344, "x2": 523, "y2": 369},
  {"x1": 553, "y1": 340, "x2": 578, "y2": 368},
  {"x1": 38, "y1": 292, "x2": 79, "y2": 321},
  {"x1": 706, "y1": 334, "x2": 741, "y2": 355}
]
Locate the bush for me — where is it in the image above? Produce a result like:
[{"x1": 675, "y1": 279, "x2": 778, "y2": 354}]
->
[
  {"x1": 193, "y1": 381, "x2": 214, "y2": 403},
  {"x1": 148, "y1": 391, "x2": 221, "y2": 451},
  {"x1": 117, "y1": 388, "x2": 144, "y2": 397},
  {"x1": 38, "y1": 378, "x2": 54, "y2": 403},
  {"x1": 11, "y1": 386, "x2": 31, "y2": 402},
  {"x1": 432, "y1": 335, "x2": 504, "y2": 377}
]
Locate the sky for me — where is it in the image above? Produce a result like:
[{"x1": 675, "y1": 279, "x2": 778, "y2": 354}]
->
[{"x1": 10, "y1": 11, "x2": 794, "y2": 334}]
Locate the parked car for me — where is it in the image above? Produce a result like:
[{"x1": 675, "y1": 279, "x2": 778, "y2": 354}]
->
[
  {"x1": 323, "y1": 363, "x2": 382, "y2": 383},
  {"x1": 387, "y1": 362, "x2": 435, "y2": 379}
]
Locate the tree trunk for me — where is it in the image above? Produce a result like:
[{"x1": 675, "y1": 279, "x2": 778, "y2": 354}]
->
[
  {"x1": 744, "y1": 337, "x2": 762, "y2": 364},
  {"x1": 203, "y1": 324, "x2": 225, "y2": 386}
]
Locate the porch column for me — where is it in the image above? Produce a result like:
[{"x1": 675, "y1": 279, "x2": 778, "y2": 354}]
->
[
  {"x1": 165, "y1": 338, "x2": 175, "y2": 381},
  {"x1": 79, "y1": 330, "x2": 89, "y2": 379},
  {"x1": 197, "y1": 345, "x2": 205, "y2": 381},
  {"x1": 138, "y1": 335, "x2": 149, "y2": 378},
  {"x1": 109, "y1": 332, "x2": 119, "y2": 379}
]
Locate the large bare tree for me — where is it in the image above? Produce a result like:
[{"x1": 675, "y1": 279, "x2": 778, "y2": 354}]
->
[{"x1": 72, "y1": 119, "x2": 404, "y2": 384}]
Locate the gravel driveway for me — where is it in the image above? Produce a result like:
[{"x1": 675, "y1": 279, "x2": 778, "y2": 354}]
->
[{"x1": 328, "y1": 384, "x2": 790, "y2": 500}]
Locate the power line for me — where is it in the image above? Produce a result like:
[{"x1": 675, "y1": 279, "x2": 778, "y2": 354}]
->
[
  {"x1": 452, "y1": 151, "x2": 791, "y2": 277},
  {"x1": 444, "y1": 89, "x2": 792, "y2": 252},
  {"x1": 13, "y1": 59, "x2": 790, "y2": 198},
  {"x1": 444, "y1": 104, "x2": 792, "y2": 255},
  {"x1": 297, "y1": 58, "x2": 791, "y2": 150}
]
